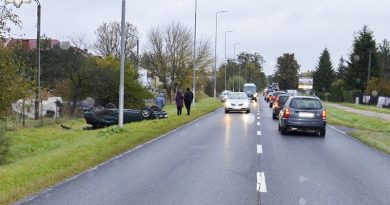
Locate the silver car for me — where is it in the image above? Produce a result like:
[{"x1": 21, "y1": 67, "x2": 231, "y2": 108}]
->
[
  {"x1": 220, "y1": 90, "x2": 231, "y2": 102},
  {"x1": 278, "y1": 96, "x2": 326, "y2": 136},
  {"x1": 225, "y1": 92, "x2": 250, "y2": 113}
]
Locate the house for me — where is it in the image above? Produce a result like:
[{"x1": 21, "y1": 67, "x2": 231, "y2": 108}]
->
[{"x1": 2, "y1": 38, "x2": 60, "y2": 50}]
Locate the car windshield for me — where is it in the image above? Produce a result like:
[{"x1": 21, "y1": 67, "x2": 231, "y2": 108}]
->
[
  {"x1": 244, "y1": 86, "x2": 256, "y2": 93},
  {"x1": 229, "y1": 93, "x2": 248, "y2": 99},
  {"x1": 290, "y1": 98, "x2": 323, "y2": 109}
]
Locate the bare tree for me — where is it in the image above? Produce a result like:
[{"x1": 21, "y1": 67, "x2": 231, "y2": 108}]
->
[
  {"x1": 1, "y1": 1, "x2": 21, "y2": 37},
  {"x1": 142, "y1": 22, "x2": 212, "y2": 101},
  {"x1": 68, "y1": 34, "x2": 90, "y2": 51},
  {"x1": 93, "y1": 21, "x2": 138, "y2": 60}
]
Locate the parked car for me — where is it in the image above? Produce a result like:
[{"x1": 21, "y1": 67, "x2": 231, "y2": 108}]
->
[
  {"x1": 269, "y1": 91, "x2": 286, "y2": 108},
  {"x1": 224, "y1": 92, "x2": 250, "y2": 113},
  {"x1": 84, "y1": 105, "x2": 167, "y2": 129},
  {"x1": 272, "y1": 94, "x2": 290, "y2": 119},
  {"x1": 220, "y1": 90, "x2": 231, "y2": 102},
  {"x1": 278, "y1": 96, "x2": 326, "y2": 136}
]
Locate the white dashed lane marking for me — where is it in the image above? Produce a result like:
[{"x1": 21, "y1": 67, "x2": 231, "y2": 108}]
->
[
  {"x1": 257, "y1": 122, "x2": 261, "y2": 126},
  {"x1": 257, "y1": 172, "x2": 267, "y2": 192},
  {"x1": 257, "y1": 145, "x2": 263, "y2": 154},
  {"x1": 257, "y1": 131, "x2": 261, "y2": 136}
]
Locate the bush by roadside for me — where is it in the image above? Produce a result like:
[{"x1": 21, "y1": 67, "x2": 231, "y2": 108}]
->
[{"x1": 0, "y1": 123, "x2": 11, "y2": 164}]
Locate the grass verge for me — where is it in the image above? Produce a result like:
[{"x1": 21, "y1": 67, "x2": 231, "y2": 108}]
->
[
  {"x1": 326, "y1": 106, "x2": 390, "y2": 155},
  {"x1": 0, "y1": 98, "x2": 222, "y2": 205},
  {"x1": 339, "y1": 103, "x2": 390, "y2": 115}
]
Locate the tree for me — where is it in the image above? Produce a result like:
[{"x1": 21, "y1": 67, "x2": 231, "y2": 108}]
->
[
  {"x1": 216, "y1": 52, "x2": 267, "y2": 93},
  {"x1": 336, "y1": 56, "x2": 347, "y2": 80},
  {"x1": 273, "y1": 53, "x2": 300, "y2": 90},
  {"x1": 378, "y1": 39, "x2": 390, "y2": 82},
  {"x1": 0, "y1": 46, "x2": 31, "y2": 119},
  {"x1": 93, "y1": 21, "x2": 138, "y2": 60},
  {"x1": 142, "y1": 22, "x2": 212, "y2": 101},
  {"x1": 345, "y1": 25, "x2": 379, "y2": 93},
  {"x1": 313, "y1": 48, "x2": 335, "y2": 94},
  {"x1": 0, "y1": 1, "x2": 21, "y2": 37}
]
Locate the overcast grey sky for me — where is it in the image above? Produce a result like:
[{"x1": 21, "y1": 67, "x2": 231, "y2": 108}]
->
[{"x1": 10, "y1": 0, "x2": 390, "y2": 75}]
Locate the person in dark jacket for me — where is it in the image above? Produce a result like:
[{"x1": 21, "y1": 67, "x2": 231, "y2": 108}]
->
[
  {"x1": 175, "y1": 90, "x2": 184, "y2": 115},
  {"x1": 184, "y1": 88, "x2": 194, "y2": 115}
]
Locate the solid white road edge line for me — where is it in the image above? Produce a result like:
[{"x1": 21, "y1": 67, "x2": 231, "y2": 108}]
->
[
  {"x1": 257, "y1": 145, "x2": 263, "y2": 154},
  {"x1": 257, "y1": 172, "x2": 267, "y2": 192}
]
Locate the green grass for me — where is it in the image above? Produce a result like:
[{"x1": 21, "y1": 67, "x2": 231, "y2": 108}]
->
[
  {"x1": 0, "y1": 98, "x2": 222, "y2": 205},
  {"x1": 339, "y1": 103, "x2": 390, "y2": 115},
  {"x1": 326, "y1": 106, "x2": 390, "y2": 155}
]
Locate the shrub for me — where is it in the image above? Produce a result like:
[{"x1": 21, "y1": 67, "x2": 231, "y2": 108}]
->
[
  {"x1": 330, "y1": 79, "x2": 345, "y2": 102},
  {"x1": 0, "y1": 124, "x2": 11, "y2": 164}
]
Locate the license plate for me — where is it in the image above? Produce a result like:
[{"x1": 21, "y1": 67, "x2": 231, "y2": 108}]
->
[{"x1": 299, "y1": 112, "x2": 314, "y2": 118}]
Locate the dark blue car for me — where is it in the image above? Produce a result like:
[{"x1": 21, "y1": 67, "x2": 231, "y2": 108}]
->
[{"x1": 278, "y1": 96, "x2": 326, "y2": 136}]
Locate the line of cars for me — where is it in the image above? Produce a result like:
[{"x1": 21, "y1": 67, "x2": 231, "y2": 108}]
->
[{"x1": 264, "y1": 89, "x2": 327, "y2": 137}]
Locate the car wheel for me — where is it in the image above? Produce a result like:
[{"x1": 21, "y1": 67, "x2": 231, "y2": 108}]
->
[
  {"x1": 269, "y1": 103, "x2": 272, "y2": 108},
  {"x1": 149, "y1": 105, "x2": 160, "y2": 113},
  {"x1": 318, "y1": 128, "x2": 326, "y2": 137},
  {"x1": 246, "y1": 109, "x2": 250, "y2": 113},
  {"x1": 281, "y1": 126, "x2": 288, "y2": 135},
  {"x1": 225, "y1": 110, "x2": 229, "y2": 114},
  {"x1": 272, "y1": 112, "x2": 277, "y2": 119},
  {"x1": 141, "y1": 108, "x2": 152, "y2": 118}
]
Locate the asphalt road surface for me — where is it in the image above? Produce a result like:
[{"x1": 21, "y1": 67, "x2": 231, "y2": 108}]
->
[{"x1": 17, "y1": 100, "x2": 390, "y2": 205}]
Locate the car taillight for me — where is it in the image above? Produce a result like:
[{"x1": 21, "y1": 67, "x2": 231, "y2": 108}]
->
[
  {"x1": 283, "y1": 108, "x2": 290, "y2": 118},
  {"x1": 322, "y1": 110, "x2": 326, "y2": 120}
]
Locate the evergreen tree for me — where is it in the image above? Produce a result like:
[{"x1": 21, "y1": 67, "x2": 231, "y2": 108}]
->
[
  {"x1": 378, "y1": 39, "x2": 390, "y2": 81},
  {"x1": 345, "y1": 25, "x2": 378, "y2": 92},
  {"x1": 313, "y1": 48, "x2": 335, "y2": 93},
  {"x1": 274, "y1": 53, "x2": 300, "y2": 90},
  {"x1": 336, "y1": 56, "x2": 347, "y2": 80}
]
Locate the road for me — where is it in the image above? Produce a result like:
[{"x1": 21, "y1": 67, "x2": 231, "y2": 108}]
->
[{"x1": 17, "y1": 100, "x2": 390, "y2": 205}]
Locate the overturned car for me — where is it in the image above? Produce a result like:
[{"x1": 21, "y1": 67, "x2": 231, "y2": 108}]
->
[{"x1": 84, "y1": 104, "x2": 167, "y2": 129}]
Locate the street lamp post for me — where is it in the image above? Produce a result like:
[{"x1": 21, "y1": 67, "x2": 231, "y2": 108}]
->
[
  {"x1": 192, "y1": 0, "x2": 197, "y2": 106},
  {"x1": 233, "y1": 42, "x2": 240, "y2": 92},
  {"x1": 224, "y1": 30, "x2": 233, "y2": 91},
  {"x1": 214, "y1": 10, "x2": 227, "y2": 100},
  {"x1": 7, "y1": 0, "x2": 41, "y2": 120},
  {"x1": 118, "y1": 0, "x2": 126, "y2": 127}
]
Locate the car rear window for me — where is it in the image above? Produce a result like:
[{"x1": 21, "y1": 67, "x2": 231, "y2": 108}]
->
[
  {"x1": 290, "y1": 98, "x2": 323, "y2": 109},
  {"x1": 278, "y1": 96, "x2": 289, "y2": 103}
]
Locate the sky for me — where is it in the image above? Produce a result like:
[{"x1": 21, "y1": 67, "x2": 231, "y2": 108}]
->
[{"x1": 9, "y1": 0, "x2": 390, "y2": 75}]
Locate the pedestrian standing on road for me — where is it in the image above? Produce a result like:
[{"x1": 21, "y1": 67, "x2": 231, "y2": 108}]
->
[
  {"x1": 156, "y1": 93, "x2": 165, "y2": 111},
  {"x1": 184, "y1": 87, "x2": 194, "y2": 115},
  {"x1": 175, "y1": 90, "x2": 184, "y2": 115}
]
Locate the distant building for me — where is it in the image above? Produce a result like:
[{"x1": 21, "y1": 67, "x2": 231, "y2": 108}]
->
[
  {"x1": 137, "y1": 66, "x2": 161, "y2": 92},
  {"x1": 2, "y1": 38, "x2": 60, "y2": 50}
]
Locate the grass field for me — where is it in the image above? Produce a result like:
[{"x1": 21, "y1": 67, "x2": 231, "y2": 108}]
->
[
  {"x1": 0, "y1": 98, "x2": 222, "y2": 205},
  {"x1": 326, "y1": 106, "x2": 390, "y2": 155},
  {"x1": 339, "y1": 103, "x2": 390, "y2": 115}
]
